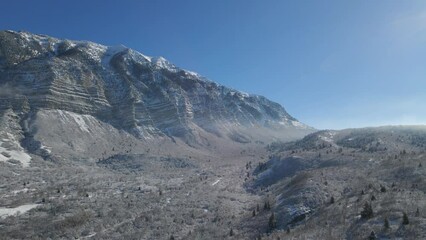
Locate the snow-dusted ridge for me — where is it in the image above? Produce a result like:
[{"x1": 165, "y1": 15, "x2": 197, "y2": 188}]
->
[{"x1": 0, "y1": 30, "x2": 314, "y2": 146}]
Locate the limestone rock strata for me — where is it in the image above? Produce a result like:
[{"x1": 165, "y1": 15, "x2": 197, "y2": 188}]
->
[{"x1": 0, "y1": 30, "x2": 313, "y2": 141}]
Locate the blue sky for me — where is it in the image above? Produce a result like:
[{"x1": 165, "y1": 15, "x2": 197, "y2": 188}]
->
[{"x1": 2, "y1": 0, "x2": 426, "y2": 129}]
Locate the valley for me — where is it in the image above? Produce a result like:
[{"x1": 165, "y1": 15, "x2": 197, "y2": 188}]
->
[{"x1": 0, "y1": 31, "x2": 425, "y2": 240}]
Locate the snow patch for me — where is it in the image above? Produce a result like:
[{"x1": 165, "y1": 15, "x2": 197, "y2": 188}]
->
[
  {"x1": 0, "y1": 138, "x2": 32, "y2": 167},
  {"x1": 212, "y1": 178, "x2": 222, "y2": 186},
  {"x1": 82, "y1": 42, "x2": 107, "y2": 62},
  {"x1": 291, "y1": 120, "x2": 309, "y2": 129},
  {"x1": 12, "y1": 188, "x2": 29, "y2": 195},
  {"x1": 0, "y1": 204, "x2": 40, "y2": 219},
  {"x1": 40, "y1": 144, "x2": 52, "y2": 154},
  {"x1": 57, "y1": 110, "x2": 91, "y2": 133},
  {"x1": 152, "y1": 56, "x2": 178, "y2": 71}
]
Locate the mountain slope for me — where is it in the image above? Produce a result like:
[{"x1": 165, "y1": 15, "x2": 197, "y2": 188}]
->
[
  {"x1": 0, "y1": 30, "x2": 313, "y2": 151},
  {"x1": 247, "y1": 126, "x2": 426, "y2": 239},
  {"x1": 0, "y1": 31, "x2": 316, "y2": 240}
]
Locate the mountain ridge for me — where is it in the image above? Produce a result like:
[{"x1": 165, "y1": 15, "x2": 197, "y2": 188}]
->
[{"x1": 0, "y1": 30, "x2": 313, "y2": 144}]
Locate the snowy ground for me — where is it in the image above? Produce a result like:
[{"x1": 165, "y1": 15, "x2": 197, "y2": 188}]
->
[
  {"x1": 0, "y1": 204, "x2": 40, "y2": 219},
  {"x1": 0, "y1": 138, "x2": 32, "y2": 167}
]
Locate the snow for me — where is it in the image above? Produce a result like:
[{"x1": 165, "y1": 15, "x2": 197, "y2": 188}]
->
[
  {"x1": 82, "y1": 42, "x2": 107, "y2": 62},
  {"x1": 239, "y1": 91, "x2": 250, "y2": 98},
  {"x1": 184, "y1": 70, "x2": 201, "y2": 78},
  {"x1": 212, "y1": 178, "x2": 222, "y2": 186},
  {"x1": 128, "y1": 49, "x2": 152, "y2": 63},
  {"x1": 17, "y1": 31, "x2": 61, "y2": 54},
  {"x1": 12, "y1": 188, "x2": 29, "y2": 195},
  {"x1": 291, "y1": 120, "x2": 310, "y2": 129},
  {"x1": 40, "y1": 144, "x2": 51, "y2": 154},
  {"x1": 80, "y1": 233, "x2": 97, "y2": 239},
  {"x1": 101, "y1": 45, "x2": 127, "y2": 68},
  {"x1": 0, "y1": 138, "x2": 32, "y2": 167},
  {"x1": 0, "y1": 204, "x2": 40, "y2": 219},
  {"x1": 57, "y1": 110, "x2": 91, "y2": 133},
  {"x1": 152, "y1": 56, "x2": 178, "y2": 71}
]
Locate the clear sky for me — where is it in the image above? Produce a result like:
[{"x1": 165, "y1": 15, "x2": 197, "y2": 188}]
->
[{"x1": 2, "y1": 0, "x2": 426, "y2": 129}]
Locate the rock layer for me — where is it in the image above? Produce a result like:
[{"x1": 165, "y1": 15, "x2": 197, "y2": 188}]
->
[{"x1": 0, "y1": 30, "x2": 313, "y2": 143}]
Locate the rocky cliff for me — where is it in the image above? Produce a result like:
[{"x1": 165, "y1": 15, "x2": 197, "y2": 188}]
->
[{"x1": 0, "y1": 30, "x2": 313, "y2": 153}]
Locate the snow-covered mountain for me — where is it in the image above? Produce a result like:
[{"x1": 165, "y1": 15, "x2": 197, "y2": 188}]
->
[{"x1": 0, "y1": 30, "x2": 313, "y2": 161}]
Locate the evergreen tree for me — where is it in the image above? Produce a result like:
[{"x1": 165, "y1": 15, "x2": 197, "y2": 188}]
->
[
  {"x1": 330, "y1": 196, "x2": 335, "y2": 204},
  {"x1": 384, "y1": 217, "x2": 390, "y2": 229},
  {"x1": 402, "y1": 212, "x2": 409, "y2": 225},
  {"x1": 415, "y1": 208, "x2": 420, "y2": 217},
  {"x1": 229, "y1": 228, "x2": 234, "y2": 236},
  {"x1": 252, "y1": 209, "x2": 256, "y2": 217},
  {"x1": 264, "y1": 200, "x2": 271, "y2": 210},
  {"x1": 268, "y1": 212, "x2": 277, "y2": 230},
  {"x1": 368, "y1": 231, "x2": 377, "y2": 240},
  {"x1": 361, "y1": 202, "x2": 373, "y2": 219}
]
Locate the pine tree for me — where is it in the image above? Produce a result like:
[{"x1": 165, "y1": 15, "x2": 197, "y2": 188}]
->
[
  {"x1": 268, "y1": 212, "x2": 277, "y2": 230},
  {"x1": 229, "y1": 228, "x2": 234, "y2": 236},
  {"x1": 368, "y1": 231, "x2": 377, "y2": 240},
  {"x1": 264, "y1": 200, "x2": 271, "y2": 210},
  {"x1": 402, "y1": 212, "x2": 409, "y2": 225},
  {"x1": 361, "y1": 202, "x2": 373, "y2": 219},
  {"x1": 252, "y1": 209, "x2": 256, "y2": 217},
  {"x1": 415, "y1": 208, "x2": 420, "y2": 217},
  {"x1": 384, "y1": 217, "x2": 390, "y2": 229},
  {"x1": 330, "y1": 196, "x2": 335, "y2": 204}
]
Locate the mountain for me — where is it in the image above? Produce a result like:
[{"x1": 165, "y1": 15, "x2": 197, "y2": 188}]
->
[
  {"x1": 0, "y1": 30, "x2": 313, "y2": 162},
  {"x1": 0, "y1": 30, "x2": 315, "y2": 240}
]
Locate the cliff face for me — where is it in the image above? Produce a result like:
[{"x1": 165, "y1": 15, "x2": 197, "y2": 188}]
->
[{"x1": 0, "y1": 30, "x2": 313, "y2": 145}]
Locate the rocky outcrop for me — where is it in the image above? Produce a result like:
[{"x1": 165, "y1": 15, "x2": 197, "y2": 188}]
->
[{"x1": 0, "y1": 30, "x2": 313, "y2": 143}]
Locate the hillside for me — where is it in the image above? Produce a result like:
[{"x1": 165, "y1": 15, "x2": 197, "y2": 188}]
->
[{"x1": 247, "y1": 126, "x2": 426, "y2": 239}]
